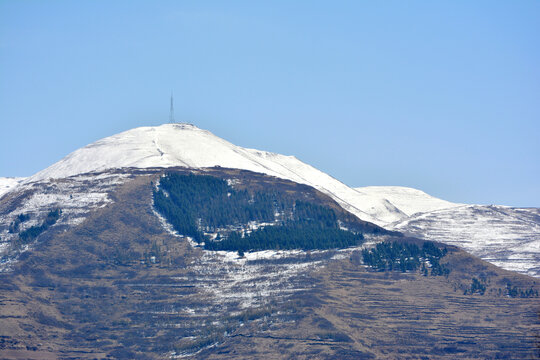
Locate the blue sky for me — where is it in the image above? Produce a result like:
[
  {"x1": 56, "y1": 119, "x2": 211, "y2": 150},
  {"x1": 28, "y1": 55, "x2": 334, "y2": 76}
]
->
[{"x1": 1, "y1": 1, "x2": 539, "y2": 206}]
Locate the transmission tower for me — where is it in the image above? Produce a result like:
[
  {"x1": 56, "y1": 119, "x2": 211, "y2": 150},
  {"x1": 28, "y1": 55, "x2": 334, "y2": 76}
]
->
[{"x1": 169, "y1": 92, "x2": 175, "y2": 123}]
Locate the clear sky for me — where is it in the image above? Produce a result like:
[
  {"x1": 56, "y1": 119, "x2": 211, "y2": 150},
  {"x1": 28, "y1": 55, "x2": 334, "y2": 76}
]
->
[{"x1": 1, "y1": 1, "x2": 539, "y2": 207}]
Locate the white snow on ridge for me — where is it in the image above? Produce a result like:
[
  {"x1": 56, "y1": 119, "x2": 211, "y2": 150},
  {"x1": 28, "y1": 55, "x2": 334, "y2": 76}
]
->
[
  {"x1": 0, "y1": 172, "x2": 130, "y2": 271},
  {"x1": 390, "y1": 205, "x2": 540, "y2": 277},
  {"x1": 26, "y1": 124, "x2": 404, "y2": 226},
  {"x1": 354, "y1": 185, "x2": 540, "y2": 277},
  {"x1": 0, "y1": 177, "x2": 26, "y2": 198},
  {"x1": 355, "y1": 186, "x2": 461, "y2": 217}
]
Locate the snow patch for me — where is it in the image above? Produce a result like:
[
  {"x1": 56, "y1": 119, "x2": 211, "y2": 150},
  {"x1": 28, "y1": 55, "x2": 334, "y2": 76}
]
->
[
  {"x1": 0, "y1": 172, "x2": 130, "y2": 271},
  {"x1": 0, "y1": 177, "x2": 26, "y2": 198}
]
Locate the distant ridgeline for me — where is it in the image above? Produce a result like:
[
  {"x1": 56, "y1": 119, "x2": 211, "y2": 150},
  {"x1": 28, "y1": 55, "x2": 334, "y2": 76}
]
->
[{"x1": 153, "y1": 172, "x2": 377, "y2": 251}]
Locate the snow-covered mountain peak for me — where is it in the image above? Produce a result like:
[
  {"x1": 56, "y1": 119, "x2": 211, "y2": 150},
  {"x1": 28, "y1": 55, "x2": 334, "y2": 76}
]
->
[
  {"x1": 24, "y1": 123, "x2": 409, "y2": 225},
  {"x1": 29, "y1": 123, "x2": 252, "y2": 182},
  {"x1": 27, "y1": 123, "x2": 313, "y2": 190}
]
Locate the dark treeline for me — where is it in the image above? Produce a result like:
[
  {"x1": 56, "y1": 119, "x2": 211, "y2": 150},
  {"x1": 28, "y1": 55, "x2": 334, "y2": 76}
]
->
[
  {"x1": 292, "y1": 201, "x2": 337, "y2": 227},
  {"x1": 362, "y1": 241, "x2": 450, "y2": 275},
  {"x1": 18, "y1": 208, "x2": 61, "y2": 244},
  {"x1": 154, "y1": 173, "x2": 365, "y2": 251},
  {"x1": 465, "y1": 277, "x2": 487, "y2": 295},
  {"x1": 9, "y1": 213, "x2": 31, "y2": 233},
  {"x1": 154, "y1": 173, "x2": 284, "y2": 242},
  {"x1": 205, "y1": 224, "x2": 363, "y2": 251},
  {"x1": 503, "y1": 282, "x2": 539, "y2": 298}
]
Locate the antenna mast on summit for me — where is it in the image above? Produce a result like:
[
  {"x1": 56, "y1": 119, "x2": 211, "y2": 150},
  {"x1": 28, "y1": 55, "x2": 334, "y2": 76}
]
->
[{"x1": 169, "y1": 92, "x2": 175, "y2": 123}]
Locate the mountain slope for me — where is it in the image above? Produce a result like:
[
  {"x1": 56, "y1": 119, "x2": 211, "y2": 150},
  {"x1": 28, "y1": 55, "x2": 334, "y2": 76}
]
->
[
  {"x1": 354, "y1": 186, "x2": 461, "y2": 217},
  {"x1": 390, "y1": 205, "x2": 540, "y2": 277},
  {"x1": 0, "y1": 177, "x2": 25, "y2": 198},
  {"x1": 1, "y1": 170, "x2": 538, "y2": 359},
  {"x1": 27, "y1": 124, "x2": 405, "y2": 226},
  {"x1": 354, "y1": 186, "x2": 540, "y2": 277}
]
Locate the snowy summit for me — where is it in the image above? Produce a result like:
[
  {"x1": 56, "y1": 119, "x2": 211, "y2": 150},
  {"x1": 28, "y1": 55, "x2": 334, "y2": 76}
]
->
[{"x1": 24, "y1": 124, "x2": 458, "y2": 226}]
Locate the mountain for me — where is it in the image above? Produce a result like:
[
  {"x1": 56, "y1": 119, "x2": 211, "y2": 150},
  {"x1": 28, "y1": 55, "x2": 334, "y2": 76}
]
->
[
  {"x1": 26, "y1": 124, "x2": 406, "y2": 226},
  {"x1": 355, "y1": 186, "x2": 540, "y2": 277},
  {"x1": 1, "y1": 124, "x2": 539, "y2": 278},
  {"x1": 0, "y1": 167, "x2": 538, "y2": 359},
  {"x1": 0, "y1": 124, "x2": 538, "y2": 358}
]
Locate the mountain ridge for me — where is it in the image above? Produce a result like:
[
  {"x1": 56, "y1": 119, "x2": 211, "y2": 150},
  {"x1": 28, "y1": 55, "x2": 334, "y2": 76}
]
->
[
  {"x1": 23, "y1": 124, "x2": 408, "y2": 226},
  {"x1": 354, "y1": 185, "x2": 461, "y2": 217}
]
